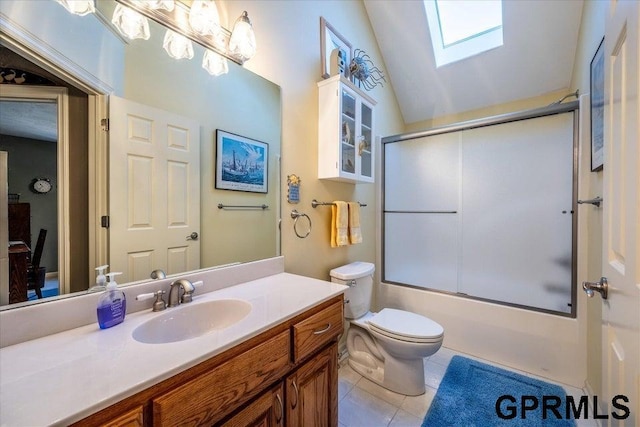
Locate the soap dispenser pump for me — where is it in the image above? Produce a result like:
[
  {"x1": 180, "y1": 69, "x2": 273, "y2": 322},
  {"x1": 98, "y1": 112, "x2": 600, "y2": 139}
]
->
[
  {"x1": 97, "y1": 272, "x2": 126, "y2": 329},
  {"x1": 89, "y1": 265, "x2": 109, "y2": 293}
]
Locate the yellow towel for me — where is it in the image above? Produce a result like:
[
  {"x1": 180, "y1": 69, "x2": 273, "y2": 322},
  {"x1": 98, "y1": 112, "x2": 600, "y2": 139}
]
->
[
  {"x1": 348, "y1": 202, "x2": 362, "y2": 244},
  {"x1": 331, "y1": 201, "x2": 349, "y2": 247}
]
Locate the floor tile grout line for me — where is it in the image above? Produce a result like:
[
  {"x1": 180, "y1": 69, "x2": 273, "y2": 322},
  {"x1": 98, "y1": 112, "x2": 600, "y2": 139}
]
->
[{"x1": 339, "y1": 346, "x2": 596, "y2": 427}]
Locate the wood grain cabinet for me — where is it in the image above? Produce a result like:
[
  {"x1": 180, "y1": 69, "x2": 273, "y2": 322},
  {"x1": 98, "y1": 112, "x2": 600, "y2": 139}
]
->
[
  {"x1": 222, "y1": 383, "x2": 285, "y2": 427},
  {"x1": 102, "y1": 406, "x2": 144, "y2": 427},
  {"x1": 74, "y1": 296, "x2": 343, "y2": 427},
  {"x1": 286, "y1": 344, "x2": 338, "y2": 427}
]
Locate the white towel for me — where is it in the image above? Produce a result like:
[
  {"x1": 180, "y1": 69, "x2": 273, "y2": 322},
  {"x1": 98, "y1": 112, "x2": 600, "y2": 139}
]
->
[
  {"x1": 331, "y1": 201, "x2": 349, "y2": 247},
  {"x1": 348, "y1": 202, "x2": 362, "y2": 244}
]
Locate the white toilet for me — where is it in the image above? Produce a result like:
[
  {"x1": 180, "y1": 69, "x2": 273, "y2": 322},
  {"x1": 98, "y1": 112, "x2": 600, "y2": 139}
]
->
[{"x1": 331, "y1": 262, "x2": 444, "y2": 396}]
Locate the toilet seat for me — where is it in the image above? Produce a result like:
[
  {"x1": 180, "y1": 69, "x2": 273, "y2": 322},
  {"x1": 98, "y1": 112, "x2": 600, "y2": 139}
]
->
[{"x1": 367, "y1": 308, "x2": 444, "y2": 343}]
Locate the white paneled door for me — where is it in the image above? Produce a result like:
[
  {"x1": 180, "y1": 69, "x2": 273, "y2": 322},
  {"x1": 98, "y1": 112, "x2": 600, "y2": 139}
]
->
[
  {"x1": 109, "y1": 96, "x2": 200, "y2": 284},
  {"x1": 601, "y1": 1, "x2": 639, "y2": 425}
]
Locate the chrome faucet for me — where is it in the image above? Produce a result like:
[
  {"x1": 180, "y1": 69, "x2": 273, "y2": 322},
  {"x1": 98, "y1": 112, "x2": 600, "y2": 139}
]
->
[{"x1": 167, "y1": 279, "x2": 195, "y2": 307}]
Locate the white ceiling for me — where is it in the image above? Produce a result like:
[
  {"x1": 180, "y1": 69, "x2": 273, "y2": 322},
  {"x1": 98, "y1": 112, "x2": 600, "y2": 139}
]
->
[
  {"x1": 363, "y1": 0, "x2": 584, "y2": 125},
  {"x1": 0, "y1": 100, "x2": 57, "y2": 142}
]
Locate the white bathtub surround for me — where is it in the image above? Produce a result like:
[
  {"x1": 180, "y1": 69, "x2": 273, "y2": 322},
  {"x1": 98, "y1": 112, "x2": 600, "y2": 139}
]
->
[
  {"x1": 0, "y1": 257, "x2": 347, "y2": 426},
  {"x1": 380, "y1": 282, "x2": 587, "y2": 388}
]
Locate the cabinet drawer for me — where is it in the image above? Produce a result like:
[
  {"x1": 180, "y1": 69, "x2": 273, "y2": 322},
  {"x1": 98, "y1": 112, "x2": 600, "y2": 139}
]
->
[
  {"x1": 292, "y1": 301, "x2": 343, "y2": 362},
  {"x1": 152, "y1": 330, "x2": 290, "y2": 426}
]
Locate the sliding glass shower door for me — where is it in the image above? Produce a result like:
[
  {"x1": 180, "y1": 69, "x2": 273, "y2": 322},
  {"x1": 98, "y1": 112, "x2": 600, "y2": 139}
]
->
[{"x1": 383, "y1": 110, "x2": 577, "y2": 315}]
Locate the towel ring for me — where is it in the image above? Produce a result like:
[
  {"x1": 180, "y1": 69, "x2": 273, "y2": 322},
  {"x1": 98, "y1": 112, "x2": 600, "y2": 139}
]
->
[{"x1": 291, "y1": 210, "x2": 311, "y2": 238}]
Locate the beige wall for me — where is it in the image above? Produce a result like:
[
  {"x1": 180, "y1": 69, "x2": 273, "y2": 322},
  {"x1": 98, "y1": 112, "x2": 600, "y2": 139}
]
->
[
  {"x1": 216, "y1": 0, "x2": 607, "y2": 386},
  {"x1": 404, "y1": 88, "x2": 572, "y2": 132},
  {"x1": 569, "y1": 0, "x2": 607, "y2": 397},
  {"x1": 222, "y1": 1, "x2": 405, "y2": 280}
]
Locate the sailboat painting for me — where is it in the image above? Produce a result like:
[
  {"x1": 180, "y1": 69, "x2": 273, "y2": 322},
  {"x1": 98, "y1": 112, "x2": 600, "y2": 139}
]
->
[{"x1": 215, "y1": 129, "x2": 269, "y2": 193}]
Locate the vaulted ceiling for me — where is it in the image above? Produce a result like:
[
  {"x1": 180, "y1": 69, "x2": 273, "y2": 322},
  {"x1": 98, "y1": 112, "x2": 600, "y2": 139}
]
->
[
  {"x1": 0, "y1": 1, "x2": 585, "y2": 141},
  {"x1": 363, "y1": 0, "x2": 584, "y2": 125}
]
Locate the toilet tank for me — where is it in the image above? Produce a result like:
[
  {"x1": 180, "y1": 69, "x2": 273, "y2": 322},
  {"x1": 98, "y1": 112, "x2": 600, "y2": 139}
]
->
[{"x1": 330, "y1": 262, "x2": 375, "y2": 319}]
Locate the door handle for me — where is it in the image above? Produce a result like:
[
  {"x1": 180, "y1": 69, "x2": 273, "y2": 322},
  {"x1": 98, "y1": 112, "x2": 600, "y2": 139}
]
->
[
  {"x1": 582, "y1": 277, "x2": 608, "y2": 300},
  {"x1": 186, "y1": 232, "x2": 198, "y2": 241}
]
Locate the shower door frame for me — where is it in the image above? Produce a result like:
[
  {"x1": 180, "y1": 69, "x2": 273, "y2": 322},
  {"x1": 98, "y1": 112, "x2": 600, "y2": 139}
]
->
[{"x1": 381, "y1": 101, "x2": 580, "y2": 318}]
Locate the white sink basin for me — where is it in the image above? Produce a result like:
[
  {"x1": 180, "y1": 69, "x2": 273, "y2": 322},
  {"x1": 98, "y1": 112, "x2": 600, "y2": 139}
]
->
[{"x1": 132, "y1": 299, "x2": 252, "y2": 344}]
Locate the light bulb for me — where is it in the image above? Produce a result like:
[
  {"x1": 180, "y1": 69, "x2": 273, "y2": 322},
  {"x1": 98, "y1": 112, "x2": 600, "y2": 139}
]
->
[
  {"x1": 189, "y1": 0, "x2": 221, "y2": 38},
  {"x1": 144, "y1": 0, "x2": 175, "y2": 11},
  {"x1": 229, "y1": 11, "x2": 256, "y2": 62},
  {"x1": 163, "y1": 30, "x2": 194, "y2": 60},
  {"x1": 202, "y1": 49, "x2": 228, "y2": 76},
  {"x1": 112, "y1": 4, "x2": 150, "y2": 40},
  {"x1": 54, "y1": 0, "x2": 95, "y2": 16}
]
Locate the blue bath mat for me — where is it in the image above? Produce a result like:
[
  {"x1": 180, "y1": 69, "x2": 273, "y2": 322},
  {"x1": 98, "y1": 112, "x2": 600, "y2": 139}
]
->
[{"x1": 422, "y1": 356, "x2": 575, "y2": 426}]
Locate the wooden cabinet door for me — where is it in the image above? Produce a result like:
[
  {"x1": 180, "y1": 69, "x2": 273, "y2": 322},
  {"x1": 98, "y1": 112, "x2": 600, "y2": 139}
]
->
[
  {"x1": 8, "y1": 203, "x2": 31, "y2": 247},
  {"x1": 220, "y1": 383, "x2": 284, "y2": 427},
  {"x1": 285, "y1": 344, "x2": 338, "y2": 427}
]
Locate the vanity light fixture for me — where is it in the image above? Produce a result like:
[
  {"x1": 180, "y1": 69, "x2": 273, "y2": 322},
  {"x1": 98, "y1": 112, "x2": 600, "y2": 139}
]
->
[
  {"x1": 54, "y1": 0, "x2": 95, "y2": 16},
  {"x1": 163, "y1": 29, "x2": 195, "y2": 60},
  {"x1": 55, "y1": 0, "x2": 256, "y2": 67},
  {"x1": 114, "y1": 0, "x2": 256, "y2": 66},
  {"x1": 229, "y1": 11, "x2": 256, "y2": 62},
  {"x1": 202, "y1": 49, "x2": 229, "y2": 76},
  {"x1": 112, "y1": 3, "x2": 151, "y2": 40}
]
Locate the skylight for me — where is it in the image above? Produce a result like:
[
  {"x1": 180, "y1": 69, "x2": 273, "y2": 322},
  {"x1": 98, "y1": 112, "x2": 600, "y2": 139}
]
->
[{"x1": 424, "y1": 0, "x2": 503, "y2": 67}]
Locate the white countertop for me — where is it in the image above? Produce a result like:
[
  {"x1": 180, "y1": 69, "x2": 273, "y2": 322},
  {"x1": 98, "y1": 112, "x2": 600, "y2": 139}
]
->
[{"x1": 0, "y1": 273, "x2": 346, "y2": 426}]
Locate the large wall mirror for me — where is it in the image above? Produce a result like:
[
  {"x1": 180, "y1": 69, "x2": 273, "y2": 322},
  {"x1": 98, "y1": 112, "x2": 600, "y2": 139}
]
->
[{"x1": 0, "y1": 0, "x2": 281, "y2": 309}]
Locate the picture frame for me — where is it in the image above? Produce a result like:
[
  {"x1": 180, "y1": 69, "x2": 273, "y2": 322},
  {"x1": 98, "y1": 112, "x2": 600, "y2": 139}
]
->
[
  {"x1": 215, "y1": 130, "x2": 268, "y2": 193},
  {"x1": 590, "y1": 37, "x2": 605, "y2": 171},
  {"x1": 320, "y1": 17, "x2": 352, "y2": 79}
]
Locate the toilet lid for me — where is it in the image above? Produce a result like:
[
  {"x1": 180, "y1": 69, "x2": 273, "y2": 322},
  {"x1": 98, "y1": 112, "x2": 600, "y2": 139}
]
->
[{"x1": 367, "y1": 308, "x2": 444, "y2": 340}]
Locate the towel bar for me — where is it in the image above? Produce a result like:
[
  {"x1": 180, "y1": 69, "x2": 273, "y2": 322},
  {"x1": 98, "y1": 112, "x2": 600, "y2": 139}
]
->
[
  {"x1": 577, "y1": 197, "x2": 602, "y2": 208},
  {"x1": 311, "y1": 199, "x2": 367, "y2": 208},
  {"x1": 217, "y1": 203, "x2": 269, "y2": 210}
]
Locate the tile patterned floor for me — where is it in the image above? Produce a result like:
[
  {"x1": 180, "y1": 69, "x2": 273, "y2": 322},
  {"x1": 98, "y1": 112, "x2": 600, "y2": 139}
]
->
[{"x1": 338, "y1": 347, "x2": 599, "y2": 427}]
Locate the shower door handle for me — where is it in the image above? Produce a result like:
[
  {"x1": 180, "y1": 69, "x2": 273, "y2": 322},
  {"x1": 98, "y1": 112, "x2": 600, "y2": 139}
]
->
[{"x1": 582, "y1": 277, "x2": 608, "y2": 300}]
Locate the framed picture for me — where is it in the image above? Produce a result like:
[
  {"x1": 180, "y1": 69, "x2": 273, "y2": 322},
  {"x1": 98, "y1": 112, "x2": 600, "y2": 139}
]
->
[
  {"x1": 590, "y1": 37, "x2": 605, "y2": 171},
  {"x1": 215, "y1": 130, "x2": 268, "y2": 193},
  {"x1": 320, "y1": 17, "x2": 352, "y2": 79}
]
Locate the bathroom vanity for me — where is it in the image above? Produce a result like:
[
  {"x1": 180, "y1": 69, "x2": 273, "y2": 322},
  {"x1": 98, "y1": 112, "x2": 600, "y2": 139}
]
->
[
  {"x1": 0, "y1": 259, "x2": 347, "y2": 426},
  {"x1": 77, "y1": 296, "x2": 343, "y2": 426}
]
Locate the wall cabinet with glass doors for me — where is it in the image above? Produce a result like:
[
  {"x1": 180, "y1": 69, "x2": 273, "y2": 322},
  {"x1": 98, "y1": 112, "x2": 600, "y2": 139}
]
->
[{"x1": 318, "y1": 75, "x2": 376, "y2": 183}]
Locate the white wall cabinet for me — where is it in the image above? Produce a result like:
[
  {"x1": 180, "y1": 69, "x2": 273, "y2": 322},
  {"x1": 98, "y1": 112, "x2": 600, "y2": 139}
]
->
[{"x1": 318, "y1": 75, "x2": 376, "y2": 183}]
